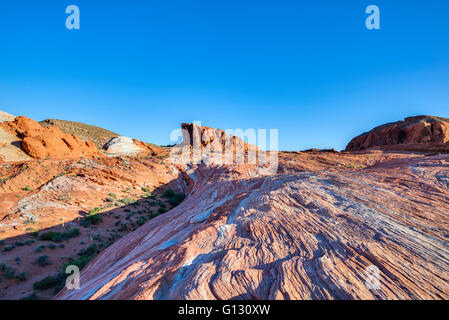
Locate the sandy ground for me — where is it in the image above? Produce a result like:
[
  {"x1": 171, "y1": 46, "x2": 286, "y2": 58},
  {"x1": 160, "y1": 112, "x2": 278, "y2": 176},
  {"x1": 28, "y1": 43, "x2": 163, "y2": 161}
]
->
[{"x1": 0, "y1": 128, "x2": 31, "y2": 162}]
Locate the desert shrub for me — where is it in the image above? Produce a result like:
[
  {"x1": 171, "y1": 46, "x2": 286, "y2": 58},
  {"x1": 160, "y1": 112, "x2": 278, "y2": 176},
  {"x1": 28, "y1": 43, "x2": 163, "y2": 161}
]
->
[
  {"x1": 88, "y1": 207, "x2": 101, "y2": 216},
  {"x1": 81, "y1": 208, "x2": 103, "y2": 227},
  {"x1": 168, "y1": 193, "x2": 186, "y2": 207},
  {"x1": 14, "y1": 241, "x2": 24, "y2": 247},
  {"x1": 22, "y1": 185, "x2": 33, "y2": 191},
  {"x1": 33, "y1": 274, "x2": 64, "y2": 290},
  {"x1": 136, "y1": 217, "x2": 146, "y2": 226},
  {"x1": 63, "y1": 244, "x2": 99, "y2": 271},
  {"x1": 83, "y1": 214, "x2": 103, "y2": 227},
  {"x1": 24, "y1": 239, "x2": 35, "y2": 246},
  {"x1": 34, "y1": 245, "x2": 46, "y2": 253},
  {"x1": 118, "y1": 224, "x2": 128, "y2": 232},
  {"x1": 39, "y1": 232, "x2": 62, "y2": 242},
  {"x1": 2, "y1": 245, "x2": 14, "y2": 252},
  {"x1": 0, "y1": 263, "x2": 16, "y2": 279},
  {"x1": 78, "y1": 244, "x2": 98, "y2": 258},
  {"x1": 106, "y1": 193, "x2": 116, "y2": 202},
  {"x1": 48, "y1": 244, "x2": 56, "y2": 250},
  {"x1": 162, "y1": 189, "x2": 175, "y2": 198},
  {"x1": 35, "y1": 255, "x2": 52, "y2": 267},
  {"x1": 20, "y1": 293, "x2": 40, "y2": 300},
  {"x1": 158, "y1": 207, "x2": 167, "y2": 214},
  {"x1": 16, "y1": 272, "x2": 27, "y2": 281},
  {"x1": 119, "y1": 198, "x2": 136, "y2": 206},
  {"x1": 39, "y1": 228, "x2": 80, "y2": 242},
  {"x1": 141, "y1": 187, "x2": 152, "y2": 193}
]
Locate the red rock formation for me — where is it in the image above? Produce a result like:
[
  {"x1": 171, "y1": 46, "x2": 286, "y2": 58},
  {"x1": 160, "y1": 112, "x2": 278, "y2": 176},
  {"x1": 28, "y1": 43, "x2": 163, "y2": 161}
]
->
[
  {"x1": 180, "y1": 123, "x2": 258, "y2": 154},
  {"x1": 0, "y1": 116, "x2": 100, "y2": 159},
  {"x1": 346, "y1": 116, "x2": 449, "y2": 151},
  {"x1": 55, "y1": 150, "x2": 449, "y2": 300}
]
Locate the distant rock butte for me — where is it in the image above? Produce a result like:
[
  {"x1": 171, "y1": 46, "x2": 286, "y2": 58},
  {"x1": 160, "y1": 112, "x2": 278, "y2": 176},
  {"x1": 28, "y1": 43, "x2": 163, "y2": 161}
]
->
[
  {"x1": 0, "y1": 116, "x2": 100, "y2": 159},
  {"x1": 346, "y1": 116, "x2": 449, "y2": 152},
  {"x1": 180, "y1": 123, "x2": 258, "y2": 153}
]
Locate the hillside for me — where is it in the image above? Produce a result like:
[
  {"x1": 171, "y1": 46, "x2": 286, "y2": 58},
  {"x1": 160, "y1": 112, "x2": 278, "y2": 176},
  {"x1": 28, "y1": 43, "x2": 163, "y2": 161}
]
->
[
  {"x1": 346, "y1": 115, "x2": 449, "y2": 152},
  {"x1": 39, "y1": 119, "x2": 120, "y2": 149}
]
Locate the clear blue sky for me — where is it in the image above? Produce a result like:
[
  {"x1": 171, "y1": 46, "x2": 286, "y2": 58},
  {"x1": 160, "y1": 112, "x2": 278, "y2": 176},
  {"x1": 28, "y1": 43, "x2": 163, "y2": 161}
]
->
[{"x1": 0, "y1": 0, "x2": 448, "y2": 150}]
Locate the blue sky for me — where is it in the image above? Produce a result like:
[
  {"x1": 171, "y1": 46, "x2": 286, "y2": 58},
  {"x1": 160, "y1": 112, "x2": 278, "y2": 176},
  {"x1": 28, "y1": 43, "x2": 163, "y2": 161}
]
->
[{"x1": 0, "y1": 0, "x2": 448, "y2": 150}]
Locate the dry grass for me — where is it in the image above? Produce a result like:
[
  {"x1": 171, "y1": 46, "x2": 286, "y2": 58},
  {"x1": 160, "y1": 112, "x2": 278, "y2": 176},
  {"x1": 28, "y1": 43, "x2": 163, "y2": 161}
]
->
[{"x1": 40, "y1": 119, "x2": 119, "y2": 149}]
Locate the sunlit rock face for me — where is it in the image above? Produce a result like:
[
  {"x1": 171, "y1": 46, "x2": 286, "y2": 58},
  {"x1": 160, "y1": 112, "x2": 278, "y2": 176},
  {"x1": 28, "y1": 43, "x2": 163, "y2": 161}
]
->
[
  {"x1": 103, "y1": 136, "x2": 143, "y2": 155},
  {"x1": 56, "y1": 149, "x2": 449, "y2": 300},
  {"x1": 346, "y1": 116, "x2": 449, "y2": 152}
]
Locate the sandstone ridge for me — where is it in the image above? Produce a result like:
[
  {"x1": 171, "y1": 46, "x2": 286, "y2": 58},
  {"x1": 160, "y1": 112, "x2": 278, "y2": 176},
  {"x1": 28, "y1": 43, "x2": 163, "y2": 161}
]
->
[
  {"x1": 0, "y1": 116, "x2": 100, "y2": 159},
  {"x1": 346, "y1": 115, "x2": 449, "y2": 152}
]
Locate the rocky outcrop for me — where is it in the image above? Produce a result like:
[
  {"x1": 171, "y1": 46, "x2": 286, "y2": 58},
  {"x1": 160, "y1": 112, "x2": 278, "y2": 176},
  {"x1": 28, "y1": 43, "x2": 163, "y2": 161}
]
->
[
  {"x1": 103, "y1": 136, "x2": 143, "y2": 155},
  {"x1": 346, "y1": 116, "x2": 449, "y2": 151},
  {"x1": 180, "y1": 123, "x2": 258, "y2": 154},
  {"x1": 0, "y1": 111, "x2": 15, "y2": 122},
  {"x1": 56, "y1": 151, "x2": 449, "y2": 300},
  {"x1": 0, "y1": 116, "x2": 100, "y2": 159}
]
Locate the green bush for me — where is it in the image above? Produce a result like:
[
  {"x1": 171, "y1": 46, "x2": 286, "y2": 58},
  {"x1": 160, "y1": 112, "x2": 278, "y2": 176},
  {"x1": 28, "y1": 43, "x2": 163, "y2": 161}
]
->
[
  {"x1": 63, "y1": 244, "x2": 99, "y2": 271},
  {"x1": 24, "y1": 239, "x2": 35, "y2": 246},
  {"x1": 0, "y1": 263, "x2": 16, "y2": 279},
  {"x1": 39, "y1": 228, "x2": 80, "y2": 242},
  {"x1": 106, "y1": 193, "x2": 116, "y2": 202},
  {"x1": 16, "y1": 272, "x2": 27, "y2": 281},
  {"x1": 34, "y1": 245, "x2": 46, "y2": 253},
  {"x1": 88, "y1": 207, "x2": 101, "y2": 216},
  {"x1": 78, "y1": 244, "x2": 98, "y2": 258},
  {"x1": 136, "y1": 217, "x2": 146, "y2": 226},
  {"x1": 20, "y1": 293, "x2": 40, "y2": 300},
  {"x1": 33, "y1": 274, "x2": 64, "y2": 290},
  {"x1": 83, "y1": 214, "x2": 103, "y2": 226},
  {"x1": 35, "y1": 255, "x2": 52, "y2": 267},
  {"x1": 162, "y1": 189, "x2": 175, "y2": 198},
  {"x1": 2, "y1": 245, "x2": 14, "y2": 252},
  {"x1": 168, "y1": 193, "x2": 186, "y2": 207},
  {"x1": 119, "y1": 198, "x2": 136, "y2": 206},
  {"x1": 141, "y1": 187, "x2": 152, "y2": 193}
]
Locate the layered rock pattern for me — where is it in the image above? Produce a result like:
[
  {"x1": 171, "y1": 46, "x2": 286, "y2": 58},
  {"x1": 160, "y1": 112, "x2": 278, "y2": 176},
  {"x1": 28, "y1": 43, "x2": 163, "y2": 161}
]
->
[
  {"x1": 56, "y1": 151, "x2": 449, "y2": 300},
  {"x1": 103, "y1": 136, "x2": 143, "y2": 155}
]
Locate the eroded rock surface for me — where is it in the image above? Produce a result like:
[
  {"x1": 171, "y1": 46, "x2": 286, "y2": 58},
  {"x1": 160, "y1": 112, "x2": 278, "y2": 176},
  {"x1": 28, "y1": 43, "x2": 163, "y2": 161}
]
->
[
  {"x1": 0, "y1": 111, "x2": 15, "y2": 123},
  {"x1": 56, "y1": 150, "x2": 449, "y2": 300},
  {"x1": 346, "y1": 116, "x2": 449, "y2": 152},
  {"x1": 0, "y1": 116, "x2": 100, "y2": 159},
  {"x1": 103, "y1": 136, "x2": 143, "y2": 155}
]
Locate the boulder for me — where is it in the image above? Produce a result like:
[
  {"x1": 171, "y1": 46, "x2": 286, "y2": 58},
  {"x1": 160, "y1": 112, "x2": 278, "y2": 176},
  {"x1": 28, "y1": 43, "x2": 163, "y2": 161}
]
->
[
  {"x1": 0, "y1": 116, "x2": 100, "y2": 159},
  {"x1": 346, "y1": 116, "x2": 449, "y2": 151},
  {"x1": 103, "y1": 136, "x2": 143, "y2": 154}
]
